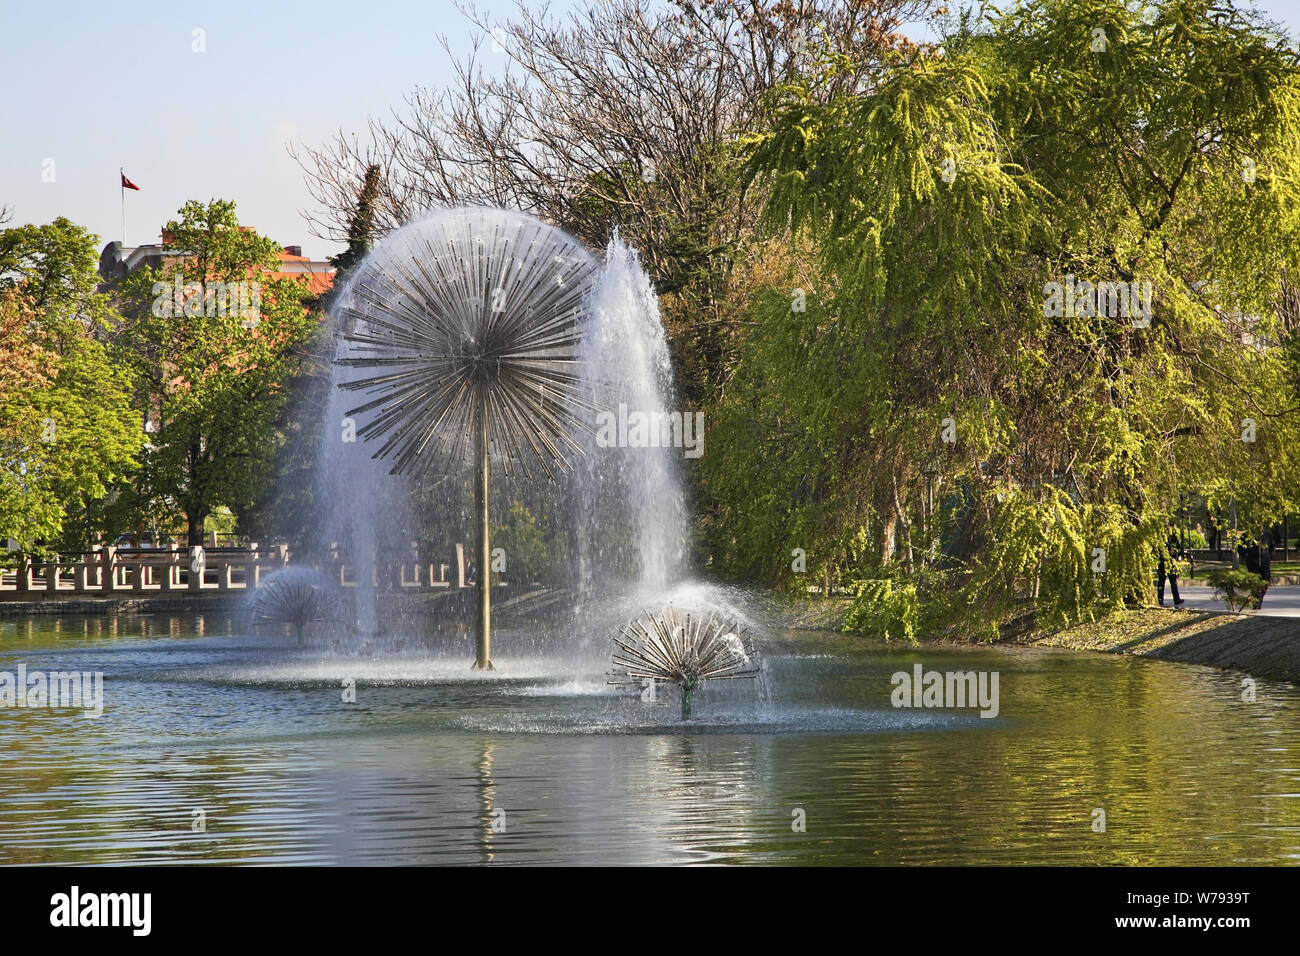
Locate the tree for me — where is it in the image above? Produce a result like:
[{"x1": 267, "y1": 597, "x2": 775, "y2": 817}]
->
[
  {"x1": 708, "y1": 0, "x2": 1300, "y2": 637},
  {"x1": 293, "y1": 0, "x2": 935, "y2": 406},
  {"x1": 327, "y1": 163, "x2": 382, "y2": 286},
  {"x1": 0, "y1": 216, "x2": 104, "y2": 311},
  {"x1": 0, "y1": 218, "x2": 142, "y2": 552},
  {"x1": 239, "y1": 169, "x2": 382, "y2": 552},
  {"x1": 112, "y1": 200, "x2": 320, "y2": 545},
  {"x1": 236, "y1": 316, "x2": 334, "y2": 555}
]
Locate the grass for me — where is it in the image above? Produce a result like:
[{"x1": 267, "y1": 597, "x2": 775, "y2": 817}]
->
[{"x1": 1185, "y1": 559, "x2": 1300, "y2": 580}]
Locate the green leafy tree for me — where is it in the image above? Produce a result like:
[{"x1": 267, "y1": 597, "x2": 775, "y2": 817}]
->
[
  {"x1": 113, "y1": 200, "x2": 320, "y2": 545},
  {"x1": 0, "y1": 218, "x2": 142, "y2": 552},
  {"x1": 708, "y1": 0, "x2": 1300, "y2": 637}
]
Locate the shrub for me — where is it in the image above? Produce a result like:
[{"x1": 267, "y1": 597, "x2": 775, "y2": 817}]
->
[
  {"x1": 1204, "y1": 569, "x2": 1266, "y2": 612},
  {"x1": 843, "y1": 577, "x2": 920, "y2": 643}
]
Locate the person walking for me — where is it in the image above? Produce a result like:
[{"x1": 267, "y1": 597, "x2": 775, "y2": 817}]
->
[
  {"x1": 1257, "y1": 529, "x2": 1274, "y2": 608},
  {"x1": 1238, "y1": 533, "x2": 1271, "y2": 609},
  {"x1": 1157, "y1": 531, "x2": 1184, "y2": 607}
]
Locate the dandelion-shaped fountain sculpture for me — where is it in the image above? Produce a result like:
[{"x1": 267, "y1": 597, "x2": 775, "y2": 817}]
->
[
  {"x1": 249, "y1": 567, "x2": 342, "y2": 643},
  {"x1": 609, "y1": 606, "x2": 761, "y2": 719},
  {"x1": 334, "y1": 207, "x2": 601, "y2": 670}
]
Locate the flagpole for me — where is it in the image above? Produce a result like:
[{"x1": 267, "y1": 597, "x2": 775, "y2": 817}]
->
[{"x1": 120, "y1": 167, "x2": 125, "y2": 246}]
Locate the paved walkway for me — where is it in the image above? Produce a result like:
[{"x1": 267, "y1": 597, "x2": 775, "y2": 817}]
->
[{"x1": 1164, "y1": 582, "x2": 1300, "y2": 618}]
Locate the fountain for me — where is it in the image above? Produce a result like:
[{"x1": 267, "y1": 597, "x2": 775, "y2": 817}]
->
[
  {"x1": 332, "y1": 207, "x2": 601, "y2": 669},
  {"x1": 248, "y1": 566, "x2": 343, "y2": 643},
  {"x1": 609, "y1": 606, "x2": 761, "y2": 719},
  {"x1": 571, "y1": 235, "x2": 688, "y2": 593},
  {"x1": 313, "y1": 205, "x2": 765, "y2": 718}
]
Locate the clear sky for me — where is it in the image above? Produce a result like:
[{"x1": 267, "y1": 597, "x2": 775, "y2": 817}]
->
[{"x1": 2, "y1": 0, "x2": 1298, "y2": 261}]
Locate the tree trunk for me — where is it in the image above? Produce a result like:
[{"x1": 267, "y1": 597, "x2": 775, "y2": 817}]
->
[
  {"x1": 1230, "y1": 499, "x2": 1239, "y2": 570},
  {"x1": 187, "y1": 508, "x2": 207, "y2": 550},
  {"x1": 879, "y1": 512, "x2": 896, "y2": 566},
  {"x1": 893, "y1": 473, "x2": 914, "y2": 572}
]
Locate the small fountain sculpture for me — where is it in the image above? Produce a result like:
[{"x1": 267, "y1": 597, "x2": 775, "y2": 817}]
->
[
  {"x1": 609, "y1": 606, "x2": 761, "y2": 719},
  {"x1": 249, "y1": 567, "x2": 343, "y2": 643}
]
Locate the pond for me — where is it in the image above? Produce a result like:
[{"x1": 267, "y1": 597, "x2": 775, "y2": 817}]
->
[{"x1": 0, "y1": 613, "x2": 1296, "y2": 865}]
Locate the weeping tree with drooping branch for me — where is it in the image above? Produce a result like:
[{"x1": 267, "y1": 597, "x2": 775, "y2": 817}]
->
[{"x1": 705, "y1": 0, "x2": 1300, "y2": 638}]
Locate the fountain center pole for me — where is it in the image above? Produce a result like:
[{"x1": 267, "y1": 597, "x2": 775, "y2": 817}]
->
[{"x1": 473, "y1": 390, "x2": 494, "y2": 670}]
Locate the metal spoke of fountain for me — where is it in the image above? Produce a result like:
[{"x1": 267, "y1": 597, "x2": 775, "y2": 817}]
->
[
  {"x1": 609, "y1": 606, "x2": 761, "y2": 719},
  {"x1": 332, "y1": 207, "x2": 603, "y2": 670},
  {"x1": 334, "y1": 208, "x2": 601, "y2": 479}
]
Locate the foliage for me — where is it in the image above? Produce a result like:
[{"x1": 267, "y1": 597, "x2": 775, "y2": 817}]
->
[
  {"x1": 843, "y1": 575, "x2": 921, "y2": 643},
  {"x1": 325, "y1": 163, "x2": 381, "y2": 294},
  {"x1": 237, "y1": 319, "x2": 334, "y2": 553},
  {"x1": 0, "y1": 218, "x2": 142, "y2": 552},
  {"x1": 294, "y1": 0, "x2": 934, "y2": 408},
  {"x1": 492, "y1": 500, "x2": 564, "y2": 587},
  {"x1": 1205, "y1": 568, "x2": 1267, "y2": 611},
  {"x1": 704, "y1": 0, "x2": 1300, "y2": 637},
  {"x1": 110, "y1": 200, "x2": 320, "y2": 544}
]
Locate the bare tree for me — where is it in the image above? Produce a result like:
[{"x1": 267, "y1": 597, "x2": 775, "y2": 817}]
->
[{"x1": 293, "y1": 0, "x2": 935, "y2": 400}]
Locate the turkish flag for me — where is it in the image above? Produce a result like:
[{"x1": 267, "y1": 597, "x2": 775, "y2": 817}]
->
[{"x1": 121, "y1": 173, "x2": 141, "y2": 191}]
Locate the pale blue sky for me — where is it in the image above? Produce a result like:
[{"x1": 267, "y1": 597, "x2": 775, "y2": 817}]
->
[{"x1": 2, "y1": 0, "x2": 1298, "y2": 260}]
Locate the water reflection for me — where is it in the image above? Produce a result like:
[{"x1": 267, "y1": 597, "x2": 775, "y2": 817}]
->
[{"x1": 0, "y1": 614, "x2": 1296, "y2": 864}]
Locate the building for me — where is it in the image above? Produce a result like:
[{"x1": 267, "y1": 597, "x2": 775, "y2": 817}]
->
[
  {"x1": 96, "y1": 228, "x2": 336, "y2": 436},
  {"x1": 98, "y1": 228, "x2": 335, "y2": 296}
]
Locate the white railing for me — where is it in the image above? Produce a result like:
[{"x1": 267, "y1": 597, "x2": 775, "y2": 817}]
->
[{"x1": 0, "y1": 543, "x2": 470, "y2": 597}]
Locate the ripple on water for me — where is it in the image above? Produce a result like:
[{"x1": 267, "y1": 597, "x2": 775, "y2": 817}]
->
[{"x1": 1, "y1": 616, "x2": 1298, "y2": 865}]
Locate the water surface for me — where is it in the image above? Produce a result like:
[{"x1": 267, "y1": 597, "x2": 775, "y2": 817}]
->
[{"x1": 0, "y1": 613, "x2": 1296, "y2": 865}]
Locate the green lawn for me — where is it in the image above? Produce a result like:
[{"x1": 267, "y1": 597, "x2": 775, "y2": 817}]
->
[{"x1": 1186, "y1": 560, "x2": 1300, "y2": 580}]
